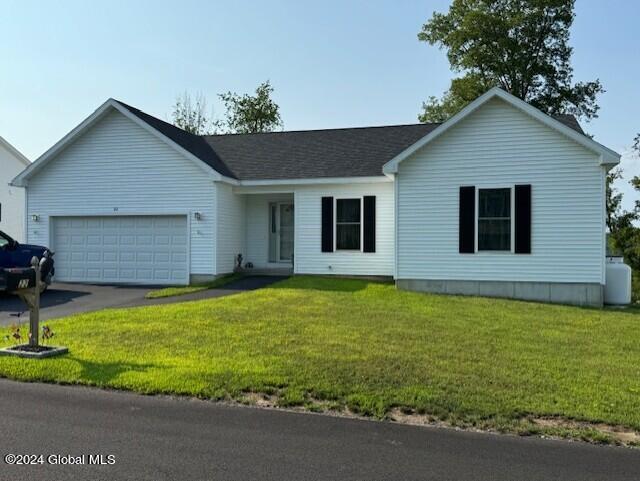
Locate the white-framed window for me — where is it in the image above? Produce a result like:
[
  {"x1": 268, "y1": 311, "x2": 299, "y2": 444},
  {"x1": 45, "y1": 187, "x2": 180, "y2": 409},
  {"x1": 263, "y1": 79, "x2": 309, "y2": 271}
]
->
[
  {"x1": 477, "y1": 187, "x2": 513, "y2": 252},
  {"x1": 335, "y1": 197, "x2": 362, "y2": 251}
]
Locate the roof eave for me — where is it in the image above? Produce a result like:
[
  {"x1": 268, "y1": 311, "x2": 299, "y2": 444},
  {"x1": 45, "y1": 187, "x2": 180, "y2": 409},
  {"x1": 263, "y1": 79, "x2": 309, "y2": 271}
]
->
[
  {"x1": 12, "y1": 99, "x2": 225, "y2": 187},
  {"x1": 0, "y1": 136, "x2": 30, "y2": 169},
  {"x1": 109, "y1": 101, "x2": 223, "y2": 181},
  {"x1": 382, "y1": 87, "x2": 621, "y2": 173},
  {"x1": 11, "y1": 99, "x2": 117, "y2": 187}
]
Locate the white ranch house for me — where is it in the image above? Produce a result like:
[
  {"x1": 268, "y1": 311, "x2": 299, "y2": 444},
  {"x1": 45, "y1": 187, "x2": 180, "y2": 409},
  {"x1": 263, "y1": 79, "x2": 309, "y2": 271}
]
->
[
  {"x1": 0, "y1": 136, "x2": 29, "y2": 241},
  {"x1": 11, "y1": 88, "x2": 620, "y2": 306}
]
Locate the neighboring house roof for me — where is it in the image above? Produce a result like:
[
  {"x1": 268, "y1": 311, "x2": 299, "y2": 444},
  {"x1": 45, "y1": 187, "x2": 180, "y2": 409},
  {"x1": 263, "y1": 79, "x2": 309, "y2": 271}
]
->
[
  {"x1": 0, "y1": 136, "x2": 30, "y2": 167},
  {"x1": 383, "y1": 88, "x2": 620, "y2": 174},
  {"x1": 12, "y1": 88, "x2": 613, "y2": 187}
]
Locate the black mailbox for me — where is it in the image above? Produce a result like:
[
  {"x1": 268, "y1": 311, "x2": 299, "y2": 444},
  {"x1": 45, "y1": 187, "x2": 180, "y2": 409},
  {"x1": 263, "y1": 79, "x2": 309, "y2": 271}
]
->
[{"x1": 3, "y1": 267, "x2": 37, "y2": 293}]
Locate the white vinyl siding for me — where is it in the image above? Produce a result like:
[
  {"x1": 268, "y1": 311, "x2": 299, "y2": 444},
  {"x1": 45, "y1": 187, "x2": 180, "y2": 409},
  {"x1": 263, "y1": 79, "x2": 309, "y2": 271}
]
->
[
  {"x1": 396, "y1": 97, "x2": 605, "y2": 284},
  {"x1": 294, "y1": 182, "x2": 394, "y2": 276},
  {"x1": 0, "y1": 142, "x2": 27, "y2": 242},
  {"x1": 25, "y1": 109, "x2": 217, "y2": 277},
  {"x1": 216, "y1": 182, "x2": 246, "y2": 274}
]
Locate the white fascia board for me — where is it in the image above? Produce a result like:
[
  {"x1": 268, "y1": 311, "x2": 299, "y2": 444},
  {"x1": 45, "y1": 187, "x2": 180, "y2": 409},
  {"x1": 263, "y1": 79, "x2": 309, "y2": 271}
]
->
[
  {"x1": 11, "y1": 99, "x2": 222, "y2": 187},
  {"x1": 382, "y1": 87, "x2": 621, "y2": 174},
  {"x1": 231, "y1": 176, "x2": 392, "y2": 194},
  {"x1": 236, "y1": 176, "x2": 392, "y2": 187},
  {"x1": 0, "y1": 136, "x2": 30, "y2": 167}
]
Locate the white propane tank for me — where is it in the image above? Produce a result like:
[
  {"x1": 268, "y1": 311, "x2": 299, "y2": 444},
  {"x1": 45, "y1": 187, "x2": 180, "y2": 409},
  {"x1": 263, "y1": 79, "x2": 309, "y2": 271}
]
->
[{"x1": 604, "y1": 257, "x2": 632, "y2": 305}]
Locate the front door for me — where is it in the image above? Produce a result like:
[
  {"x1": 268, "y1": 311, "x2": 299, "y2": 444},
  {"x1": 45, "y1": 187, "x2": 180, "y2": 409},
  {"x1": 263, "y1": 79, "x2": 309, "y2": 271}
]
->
[
  {"x1": 269, "y1": 203, "x2": 294, "y2": 263},
  {"x1": 278, "y1": 204, "x2": 294, "y2": 262}
]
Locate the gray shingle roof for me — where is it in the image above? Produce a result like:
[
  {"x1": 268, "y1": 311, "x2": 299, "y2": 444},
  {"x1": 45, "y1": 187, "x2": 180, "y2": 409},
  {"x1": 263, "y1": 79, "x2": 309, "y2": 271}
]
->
[
  {"x1": 115, "y1": 100, "x2": 585, "y2": 181},
  {"x1": 114, "y1": 100, "x2": 236, "y2": 178},
  {"x1": 203, "y1": 124, "x2": 438, "y2": 180}
]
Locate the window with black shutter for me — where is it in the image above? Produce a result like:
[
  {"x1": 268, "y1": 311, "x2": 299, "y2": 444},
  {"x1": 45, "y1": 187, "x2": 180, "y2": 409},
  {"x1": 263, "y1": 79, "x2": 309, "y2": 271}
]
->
[
  {"x1": 478, "y1": 188, "x2": 511, "y2": 251},
  {"x1": 321, "y1": 197, "x2": 334, "y2": 252},
  {"x1": 514, "y1": 184, "x2": 532, "y2": 254},
  {"x1": 336, "y1": 198, "x2": 361, "y2": 250},
  {"x1": 363, "y1": 196, "x2": 376, "y2": 253},
  {"x1": 459, "y1": 186, "x2": 475, "y2": 253}
]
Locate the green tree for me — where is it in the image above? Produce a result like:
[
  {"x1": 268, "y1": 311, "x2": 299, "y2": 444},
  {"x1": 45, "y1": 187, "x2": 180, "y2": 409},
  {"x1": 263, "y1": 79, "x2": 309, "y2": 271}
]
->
[
  {"x1": 418, "y1": 0, "x2": 604, "y2": 123},
  {"x1": 607, "y1": 137, "x2": 640, "y2": 274},
  {"x1": 606, "y1": 168, "x2": 636, "y2": 234},
  {"x1": 216, "y1": 81, "x2": 282, "y2": 134},
  {"x1": 171, "y1": 92, "x2": 216, "y2": 135}
]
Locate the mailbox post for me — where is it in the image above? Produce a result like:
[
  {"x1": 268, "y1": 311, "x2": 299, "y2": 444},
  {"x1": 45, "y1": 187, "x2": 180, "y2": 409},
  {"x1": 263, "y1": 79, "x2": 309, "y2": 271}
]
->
[
  {"x1": 28, "y1": 256, "x2": 41, "y2": 347},
  {"x1": 0, "y1": 255, "x2": 68, "y2": 358}
]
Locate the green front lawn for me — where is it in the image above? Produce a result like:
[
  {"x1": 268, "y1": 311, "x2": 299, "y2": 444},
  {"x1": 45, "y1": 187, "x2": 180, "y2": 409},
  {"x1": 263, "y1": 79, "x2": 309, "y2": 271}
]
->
[{"x1": 1, "y1": 276, "x2": 640, "y2": 444}]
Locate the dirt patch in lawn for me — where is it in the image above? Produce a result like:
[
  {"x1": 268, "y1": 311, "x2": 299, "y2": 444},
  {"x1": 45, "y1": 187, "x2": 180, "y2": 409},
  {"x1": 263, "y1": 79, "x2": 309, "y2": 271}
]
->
[
  {"x1": 532, "y1": 417, "x2": 640, "y2": 445},
  {"x1": 241, "y1": 392, "x2": 279, "y2": 408},
  {"x1": 387, "y1": 408, "x2": 450, "y2": 428},
  {"x1": 234, "y1": 391, "x2": 640, "y2": 447}
]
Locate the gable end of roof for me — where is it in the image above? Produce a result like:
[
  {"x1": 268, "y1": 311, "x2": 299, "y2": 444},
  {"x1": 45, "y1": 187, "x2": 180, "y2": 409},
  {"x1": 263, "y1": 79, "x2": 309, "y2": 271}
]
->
[
  {"x1": 383, "y1": 87, "x2": 620, "y2": 174},
  {"x1": 0, "y1": 136, "x2": 30, "y2": 167},
  {"x1": 11, "y1": 99, "x2": 232, "y2": 187}
]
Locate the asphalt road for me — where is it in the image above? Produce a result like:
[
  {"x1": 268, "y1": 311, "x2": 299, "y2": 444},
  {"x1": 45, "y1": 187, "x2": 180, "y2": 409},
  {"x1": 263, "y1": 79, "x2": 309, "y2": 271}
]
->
[
  {"x1": 0, "y1": 276, "x2": 285, "y2": 325},
  {"x1": 0, "y1": 379, "x2": 638, "y2": 481}
]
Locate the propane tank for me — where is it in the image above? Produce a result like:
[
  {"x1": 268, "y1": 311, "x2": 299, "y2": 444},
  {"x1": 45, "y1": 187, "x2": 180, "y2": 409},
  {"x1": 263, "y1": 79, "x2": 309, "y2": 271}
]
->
[{"x1": 604, "y1": 257, "x2": 632, "y2": 305}]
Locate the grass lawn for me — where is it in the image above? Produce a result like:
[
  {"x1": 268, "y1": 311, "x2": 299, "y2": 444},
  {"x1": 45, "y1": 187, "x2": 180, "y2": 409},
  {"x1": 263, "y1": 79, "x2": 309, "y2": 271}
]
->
[
  {"x1": 1, "y1": 276, "x2": 640, "y2": 444},
  {"x1": 145, "y1": 273, "x2": 243, "y2": 299}
]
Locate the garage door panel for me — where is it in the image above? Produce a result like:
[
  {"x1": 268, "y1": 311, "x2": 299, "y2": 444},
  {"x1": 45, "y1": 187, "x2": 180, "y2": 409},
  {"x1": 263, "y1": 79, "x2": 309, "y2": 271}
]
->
[
  {"x1": 86, "y1": 235, "x2": 102, "y2": 246},
  {"x1": 171, "y1": 270, "x2": 187, "y2": 281},
  {"x1": 53, "y1": 215, "x2": 189, "y2": 285},
  {"x1": 87, "y1": 268, "x2": 102, "y2": 278},
  {"x1": 137, "y1": 235, "x2": 153, "y2": 246}
]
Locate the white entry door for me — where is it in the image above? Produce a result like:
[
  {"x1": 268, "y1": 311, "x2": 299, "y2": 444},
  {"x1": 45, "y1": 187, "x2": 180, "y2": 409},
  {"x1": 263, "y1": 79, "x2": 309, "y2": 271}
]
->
[
  {"x1": 269, "y1": 203, "x2": 294, "y2": 263},
  {"x1": 52, "y1": 215, "x2": 189, "y2": 285},
  {"x1": 279, "y1": 203, "x2": 294, "y2": 262}
]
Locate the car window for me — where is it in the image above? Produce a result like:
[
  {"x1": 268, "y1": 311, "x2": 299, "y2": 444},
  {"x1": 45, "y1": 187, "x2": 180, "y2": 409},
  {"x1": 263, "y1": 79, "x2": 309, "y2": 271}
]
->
[{"x1": 0, "y1": 236, "x2": 8, "y2": 249}]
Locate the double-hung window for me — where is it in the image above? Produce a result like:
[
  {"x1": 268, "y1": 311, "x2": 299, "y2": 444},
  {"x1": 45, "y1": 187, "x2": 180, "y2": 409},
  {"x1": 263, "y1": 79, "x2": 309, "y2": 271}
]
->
[
  {"x1": 336, "y1": 198, "x2": 361, "y2": 250},
  {"x1": 478, "y1": 188, "x2": 511, "y2": 251}
]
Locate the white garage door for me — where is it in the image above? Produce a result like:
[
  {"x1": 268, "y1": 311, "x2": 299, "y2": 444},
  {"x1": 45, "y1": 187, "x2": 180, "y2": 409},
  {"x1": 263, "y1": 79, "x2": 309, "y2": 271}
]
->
[{"x1": 52, "y1": 216, "x2": 189, "y2": 285}]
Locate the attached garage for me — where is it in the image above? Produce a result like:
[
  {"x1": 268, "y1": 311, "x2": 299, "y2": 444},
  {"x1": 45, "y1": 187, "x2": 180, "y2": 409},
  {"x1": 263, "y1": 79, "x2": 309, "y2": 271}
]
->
[{"x1": 52, "y1": 215, "x2": 189, "y2": 285}]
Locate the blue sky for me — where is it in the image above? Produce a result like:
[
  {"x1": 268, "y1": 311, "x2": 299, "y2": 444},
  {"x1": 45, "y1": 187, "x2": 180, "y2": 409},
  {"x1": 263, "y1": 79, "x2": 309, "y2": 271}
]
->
[{"x1": 1, "y1": 0, "x2": 637, "y2": 207}]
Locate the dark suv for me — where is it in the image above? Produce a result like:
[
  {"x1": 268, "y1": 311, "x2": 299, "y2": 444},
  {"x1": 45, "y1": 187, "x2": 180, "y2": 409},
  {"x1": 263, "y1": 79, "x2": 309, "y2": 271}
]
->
[{"x1": 0, "y1": 231, "x2": 55, "y2": 292}]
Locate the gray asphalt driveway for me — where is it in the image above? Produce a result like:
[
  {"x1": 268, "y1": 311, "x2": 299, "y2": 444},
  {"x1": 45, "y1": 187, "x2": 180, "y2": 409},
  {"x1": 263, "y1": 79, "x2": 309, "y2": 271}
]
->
[
  {"x1": 1, "y1": 378, "x2": 639, "y2": 481},
  {"x1": 0, "y1": 276, "x2": 286, "y2": 325}
]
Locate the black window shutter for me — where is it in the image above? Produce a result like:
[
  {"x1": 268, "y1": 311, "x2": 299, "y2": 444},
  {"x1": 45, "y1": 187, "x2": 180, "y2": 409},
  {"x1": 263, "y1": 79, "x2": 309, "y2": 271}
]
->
[
  {"x1": 514, "y1": 184, "x2": 532, "y2": 254},
  {"x1": 459, "y1": 186, "x2": 475, "y2": 253},
  {"x1": 321, "y1": 197, "x2": 334, "y2": 252},
  {"x1": 363, "y1": 196, "x2": 376, "y2": 253}
]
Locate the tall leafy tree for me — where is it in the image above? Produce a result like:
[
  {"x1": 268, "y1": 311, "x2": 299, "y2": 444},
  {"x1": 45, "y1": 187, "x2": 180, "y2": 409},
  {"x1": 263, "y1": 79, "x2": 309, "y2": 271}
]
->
[
  {"x1": 606, "y1": 137, "x2": 640, "y2": 274},
  {"x1": 171, "y1": 92, "x2": 216, "y2": 135},
  {"x1": 216, "y1": 81, "x2": 282, "y2": 134},
  {"x1": 606, "y1": 168, "x2": 636, "y2": 234},
  {"x1": 418, "y1": 0, "x2": 604, "y2": 122}
]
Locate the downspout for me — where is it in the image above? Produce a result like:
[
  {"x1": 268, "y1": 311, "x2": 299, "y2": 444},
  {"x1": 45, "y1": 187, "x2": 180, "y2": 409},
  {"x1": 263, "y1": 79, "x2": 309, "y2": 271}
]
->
[
  {"x1": 393, "y1": 173, "x2": 398, "y2": 282},
  {"x1": 24, "y1": 182, "x2": 28, "y2": 243}
]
